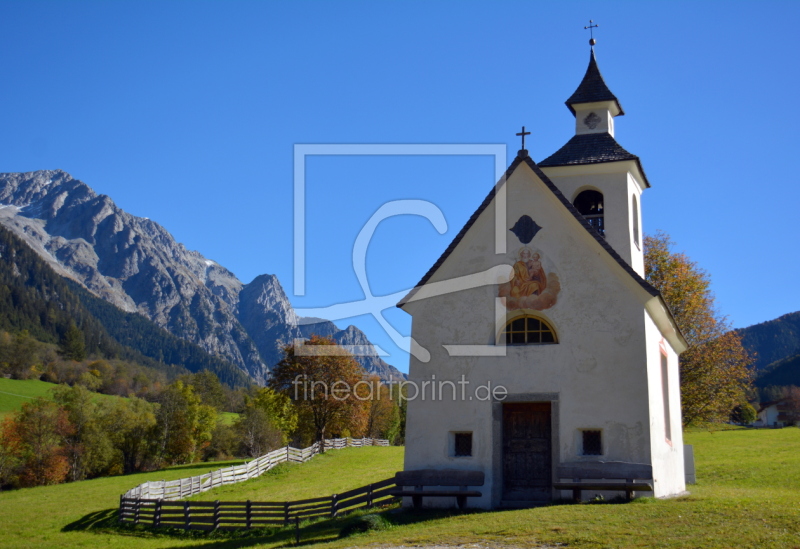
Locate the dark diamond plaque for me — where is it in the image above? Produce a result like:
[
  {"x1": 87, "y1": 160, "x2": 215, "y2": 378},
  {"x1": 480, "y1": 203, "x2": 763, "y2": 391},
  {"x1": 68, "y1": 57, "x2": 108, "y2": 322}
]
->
[
  {"x1": 509, "y1": 215, "x2": 542, "y2": 244},
  {"x1": 583, "y1": 112, "x2": 601, "y2": 129}
]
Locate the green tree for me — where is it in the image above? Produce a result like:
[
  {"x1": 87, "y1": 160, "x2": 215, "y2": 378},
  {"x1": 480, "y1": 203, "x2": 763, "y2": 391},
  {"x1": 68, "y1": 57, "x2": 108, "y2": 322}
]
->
[
  {"x1": 235, "y1": 405, "x2": 283, "y2": 458},
  {"x1": 1, "y1": 331, "x2": 39, "y2": 379},
  {"x1": 730, "y1": 403, "x2": 758, "y2": 425},
  {"x1": 58, "y1": 323, "x2": 86, "y2": 362},
  {"x1": 103, "y1": 396, "x2": 157, "y2": 474},
  {"x1": 269, "y1": 336, "x2": 367, "y2": 450},
  {"x1": 645, "y1": 232, "x2": 753, "y2": 426},
  {"x1": 250, "y1": 387, "x2": 298, "y2": 444},
  {"x1": 183, "y1": 369, "x2": 226, "y2": 410},
  {"x1": 392, "y1": 382, "x2": 407, "y2": 445},
  {"x1": 51, "y1": 384, "x2": 113, "y2": 481},
  {"x1": 152, "y1": 381, "x2": 216, "y2": 465},
  {"x1": 202, "y1": 420, "x2": 238, "y2": 461}
]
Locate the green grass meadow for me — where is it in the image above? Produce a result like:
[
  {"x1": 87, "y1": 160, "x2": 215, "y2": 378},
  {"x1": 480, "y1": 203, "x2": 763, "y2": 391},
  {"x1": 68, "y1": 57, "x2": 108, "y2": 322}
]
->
[
  {"x1": 0, "y1": 378, "x2": 240, "y2": 424},
  {"x1": 1, "y1": 429, "x2": 799, "y2": 548},
  {"x1": 0, "y1": 378, "x2": 60, "y2": 418}
]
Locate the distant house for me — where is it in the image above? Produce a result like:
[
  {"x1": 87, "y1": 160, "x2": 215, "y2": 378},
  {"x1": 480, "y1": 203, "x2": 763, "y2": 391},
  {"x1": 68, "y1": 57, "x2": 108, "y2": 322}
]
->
[{"x1": 754, "y1": 401, "x2": 795, "y2": 427}]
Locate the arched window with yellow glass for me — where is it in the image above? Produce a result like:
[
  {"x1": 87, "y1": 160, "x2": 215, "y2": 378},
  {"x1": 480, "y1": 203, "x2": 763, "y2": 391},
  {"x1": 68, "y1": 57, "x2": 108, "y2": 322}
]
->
[{"x1": 500, "y1": 315, "x2": 558, "y2": 345}]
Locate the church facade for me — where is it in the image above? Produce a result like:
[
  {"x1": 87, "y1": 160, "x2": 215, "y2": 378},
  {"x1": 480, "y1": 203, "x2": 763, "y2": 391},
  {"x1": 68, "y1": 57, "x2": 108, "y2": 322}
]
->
[{"x1": 397, "y1": 48, "x2": 688, "y2": 507}]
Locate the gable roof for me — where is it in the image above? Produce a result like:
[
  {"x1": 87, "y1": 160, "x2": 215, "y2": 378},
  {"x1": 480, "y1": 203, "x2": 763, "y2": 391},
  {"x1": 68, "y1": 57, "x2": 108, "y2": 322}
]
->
[
  {"x1": 397, "y1": 151, "x2": 659, "y2": 308},
  {"x1": 566, "y1": 49, "x2": 624, "y2": 116},
  {"x1": 537, "y1": 132, "x2": 651, "y2": 188}
]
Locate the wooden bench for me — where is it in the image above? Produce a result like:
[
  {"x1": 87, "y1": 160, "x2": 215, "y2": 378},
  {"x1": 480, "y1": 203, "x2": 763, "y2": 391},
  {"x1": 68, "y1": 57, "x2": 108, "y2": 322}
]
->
[
  {"x1": 553, "y1": 461, "x2": 653, "y2": 502},
  {"x1": 388, "y1": 469, "x2": 485, "y2": 509}
]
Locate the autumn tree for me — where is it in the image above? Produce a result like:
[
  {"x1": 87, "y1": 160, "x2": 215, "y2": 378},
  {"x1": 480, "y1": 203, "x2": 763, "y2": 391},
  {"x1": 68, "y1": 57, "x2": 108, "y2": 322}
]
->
[
  {"x1": 0, "y1": 417, "x2": 21, "y2": 489},
  {"x1": 645, "y1": 232, "x2": 753, "y2": 426},
  {"x1": 269, "y1": 336, "x2": 367, "y2": 450},
  {"x1": 11, "y1": 399, "x2": 70, "y2": 486},
  {"x1": 359, "y1": 376, "x2": 400, "y2": 440}
]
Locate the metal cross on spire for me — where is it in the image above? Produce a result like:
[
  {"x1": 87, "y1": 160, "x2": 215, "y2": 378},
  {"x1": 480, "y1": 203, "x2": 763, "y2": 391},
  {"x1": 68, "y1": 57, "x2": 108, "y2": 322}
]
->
[
  {"x1": 516, "y1": 126, "x2": 531, "y2": 153},
  {"x1": 584, "y1": 19, "x2": 599, "y2": 46}
]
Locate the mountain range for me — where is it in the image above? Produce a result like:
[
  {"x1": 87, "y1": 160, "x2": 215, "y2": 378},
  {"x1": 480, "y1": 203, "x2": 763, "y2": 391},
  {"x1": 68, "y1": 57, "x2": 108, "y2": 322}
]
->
[
  {"x1": 0, "y1": 170, "x2": 403, "y2": 384},
  {"x1": 737, "y1": 311, "x2": 800, "y2": 388}
]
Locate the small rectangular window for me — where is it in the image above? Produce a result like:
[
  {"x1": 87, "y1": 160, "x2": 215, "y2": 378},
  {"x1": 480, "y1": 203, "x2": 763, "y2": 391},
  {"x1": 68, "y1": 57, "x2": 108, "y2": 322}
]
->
[
  {"x1": 661, "y1": 353, "x2": 672, "y2": 443},
  {"x1": 454, "y1": 432, "x2": 473, "y2": 457},
  {"x1": 582, "y1": 430, "x2": 602, "y2": 455}
]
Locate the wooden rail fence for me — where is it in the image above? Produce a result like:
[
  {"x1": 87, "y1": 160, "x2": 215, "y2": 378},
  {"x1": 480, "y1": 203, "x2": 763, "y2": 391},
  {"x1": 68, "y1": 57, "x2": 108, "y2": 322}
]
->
[
  {"x1": 122, "y1": 437, "x2": 389, "y2": 501},
  {"x1": 119, "y1": 477, "x2": 398, "y2": 531}
]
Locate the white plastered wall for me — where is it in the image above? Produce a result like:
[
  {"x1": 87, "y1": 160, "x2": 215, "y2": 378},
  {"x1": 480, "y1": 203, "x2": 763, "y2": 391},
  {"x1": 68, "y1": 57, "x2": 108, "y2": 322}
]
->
[
  {"x1": 402, "y1": 161, "x2": 672, "y2": 508},
  {"x1": 644, "y1": 312, "x2": 686, "y2": 497},
  {"x1": 541, "y1": 162, "x2": 645, "y2": 277}
]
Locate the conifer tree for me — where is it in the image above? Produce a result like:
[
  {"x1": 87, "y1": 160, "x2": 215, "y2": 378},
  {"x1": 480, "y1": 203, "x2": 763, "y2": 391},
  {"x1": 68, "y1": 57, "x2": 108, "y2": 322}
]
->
[{"x1": 58, "y1": 323, "x2": 86, "y2": 362}]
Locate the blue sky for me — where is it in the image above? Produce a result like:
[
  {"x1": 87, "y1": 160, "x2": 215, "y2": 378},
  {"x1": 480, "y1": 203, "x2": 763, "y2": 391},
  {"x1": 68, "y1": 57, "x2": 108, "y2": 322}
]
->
[{"x1": 1, "y1": 1, "x2": 798, "y2": 373}]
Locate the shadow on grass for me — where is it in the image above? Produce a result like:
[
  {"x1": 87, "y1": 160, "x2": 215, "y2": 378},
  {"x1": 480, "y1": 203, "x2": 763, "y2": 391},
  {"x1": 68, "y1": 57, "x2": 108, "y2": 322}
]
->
[
  {"x1": 62, "y1": 508, "x2": 119, "y2": 532},
  {"x1": 60, "y1": 505, "x2": 485, "y2": 549}
]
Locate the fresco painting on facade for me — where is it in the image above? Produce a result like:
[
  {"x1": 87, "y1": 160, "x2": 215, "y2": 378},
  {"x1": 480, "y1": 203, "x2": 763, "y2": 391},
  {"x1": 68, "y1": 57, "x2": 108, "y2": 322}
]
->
[{"x1": 499, "y1": 246, "x2": 560, "y2": 311}]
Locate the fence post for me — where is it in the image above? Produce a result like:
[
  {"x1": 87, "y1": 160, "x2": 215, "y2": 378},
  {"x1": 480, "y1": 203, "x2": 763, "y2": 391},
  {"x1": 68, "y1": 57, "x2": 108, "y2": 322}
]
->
[
  {"x1": 154, "y1": 500, "x2": 162, "y2": 528},
  {"x1": 134, "y1": 498, "x2": 140, "y2": 525},
  {"x1": 213, "y1": 500, "x2": 221, "y2": 530},
  {"x1": 284, "y1": 501, "x2": 290, "y2": 527},
  {"x1": 367, "y1": 483, "x2": 374, "y2": 508},
  {"x1": 331, "y1": 494, "x2": 338, "y2": 518},
  {"x1": 246, "y1": 500, "x2": 252, "y2": 529},
  {"x1": 184, "y1": 500, "x2": 190, "y2": 529}
]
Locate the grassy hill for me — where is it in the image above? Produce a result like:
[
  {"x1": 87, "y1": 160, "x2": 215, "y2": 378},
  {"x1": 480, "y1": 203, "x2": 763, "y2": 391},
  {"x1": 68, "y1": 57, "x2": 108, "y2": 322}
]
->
[
  {"x1": 1, "y1": 430, "x2": 799, "y2": 548},
  {"x1": 0, "y1": 378, "x2": 126, "y2": 419},
  {"x1": 188, "y1": 446, "x2": 403, "y2": 503},
  {"x1": 0, "y1": 378, "x2": 240, "y2": 424},
  {"x1": 0, "y1": 377, "x2": 58, "y2": 418}
]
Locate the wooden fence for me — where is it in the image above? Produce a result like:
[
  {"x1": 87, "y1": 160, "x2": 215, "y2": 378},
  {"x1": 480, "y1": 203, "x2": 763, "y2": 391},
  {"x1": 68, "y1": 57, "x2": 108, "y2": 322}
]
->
[
  {"x1": 119, "y1": 477, "x2": 398, "y2": 531},
  {"x1": 122, "y1": 437, "x2": 389, "y2": 501}
]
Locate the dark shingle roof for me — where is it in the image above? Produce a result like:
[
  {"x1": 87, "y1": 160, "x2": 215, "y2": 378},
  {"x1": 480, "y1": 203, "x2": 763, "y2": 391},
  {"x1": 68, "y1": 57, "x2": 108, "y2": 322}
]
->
[
  {"x1": 540, "y1": 132, "x2": 632, "y2": 164},
  {"x1": 397, "y1": 152, "x2": 659, "y2": 307},
  {"x1": 566, "y1": 49, "x2": 624, "y2": 116},
  {"x1": 538, "y1": 132, "x2": 650, "y2": 188}
]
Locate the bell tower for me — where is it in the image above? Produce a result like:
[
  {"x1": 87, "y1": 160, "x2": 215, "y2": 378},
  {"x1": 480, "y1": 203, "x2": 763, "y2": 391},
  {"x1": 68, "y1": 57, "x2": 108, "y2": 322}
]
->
[{"x1": 538, "y1": 45, "x2": 648, "y2": 276}]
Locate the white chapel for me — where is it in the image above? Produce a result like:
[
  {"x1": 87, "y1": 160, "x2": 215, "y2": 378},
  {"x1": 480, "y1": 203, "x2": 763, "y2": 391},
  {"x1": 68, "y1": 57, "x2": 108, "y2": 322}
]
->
[{"x1": 397, "y1": 46, "x2": 688, "y2": 507}]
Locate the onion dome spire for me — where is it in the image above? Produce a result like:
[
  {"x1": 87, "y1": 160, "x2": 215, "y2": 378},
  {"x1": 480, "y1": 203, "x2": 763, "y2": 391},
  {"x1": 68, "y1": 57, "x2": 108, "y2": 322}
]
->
[{"x1": 565, "y1": 47, "x2": 624, "y2": 117}]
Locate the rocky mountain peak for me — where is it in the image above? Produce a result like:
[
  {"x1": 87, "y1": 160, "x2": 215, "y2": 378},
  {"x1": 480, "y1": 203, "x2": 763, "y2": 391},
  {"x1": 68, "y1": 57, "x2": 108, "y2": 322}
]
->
[
  {"x1": 0, "y1": 169, "x2": 403, "y2": 383},
  {"x1": 240, "y1": 274, "x2": 299, "y2": 328}
]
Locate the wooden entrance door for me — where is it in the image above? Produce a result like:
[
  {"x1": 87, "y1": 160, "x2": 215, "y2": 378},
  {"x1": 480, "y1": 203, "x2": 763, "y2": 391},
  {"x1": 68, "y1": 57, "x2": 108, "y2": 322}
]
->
[{"x1": 502, "y1": 402, "x2": 552, "y2": 501}]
